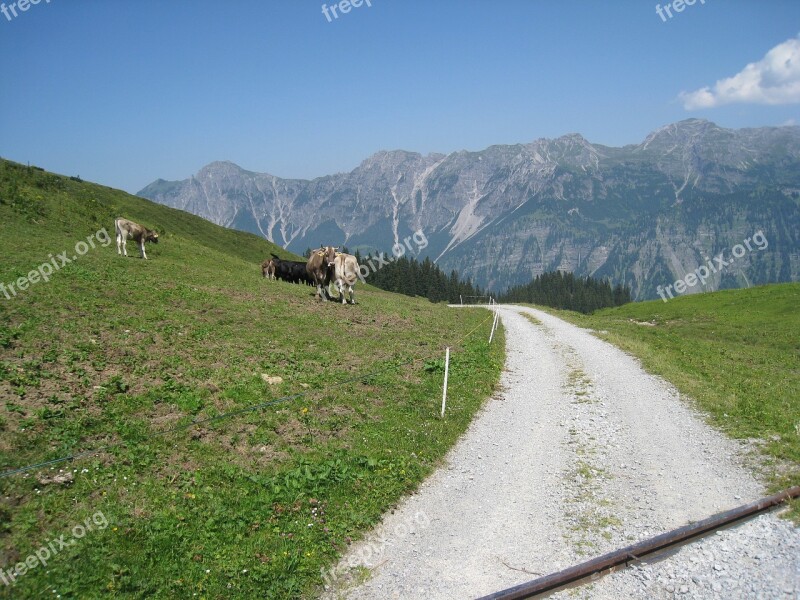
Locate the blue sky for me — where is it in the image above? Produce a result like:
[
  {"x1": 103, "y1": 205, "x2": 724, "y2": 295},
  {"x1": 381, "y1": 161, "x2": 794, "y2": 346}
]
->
[{"x1": 1, "y1": 1, "x2": 799, "y2": 193}]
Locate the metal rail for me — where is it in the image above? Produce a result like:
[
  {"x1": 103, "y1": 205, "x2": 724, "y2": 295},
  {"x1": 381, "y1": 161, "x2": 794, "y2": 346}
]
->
[{"x1": 477, "y1": 486, "x2": 800, "y2": 600}]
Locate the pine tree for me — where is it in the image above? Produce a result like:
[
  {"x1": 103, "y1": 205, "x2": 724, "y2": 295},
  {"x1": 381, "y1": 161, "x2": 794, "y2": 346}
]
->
[{"x1": 497, "y1": 271, "x2": 631, "y2": 314}]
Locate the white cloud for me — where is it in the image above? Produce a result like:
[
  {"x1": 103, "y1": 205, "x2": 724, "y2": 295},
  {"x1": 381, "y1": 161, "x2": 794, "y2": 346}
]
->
[{"x1": 680, "y1": 36, "x2": 800, "y2": 110}]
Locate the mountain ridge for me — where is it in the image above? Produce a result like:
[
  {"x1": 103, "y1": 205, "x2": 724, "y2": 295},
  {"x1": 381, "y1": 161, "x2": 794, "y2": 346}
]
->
[{"x1": 138, "y1": 119, "x2": 800, "y2": 299}]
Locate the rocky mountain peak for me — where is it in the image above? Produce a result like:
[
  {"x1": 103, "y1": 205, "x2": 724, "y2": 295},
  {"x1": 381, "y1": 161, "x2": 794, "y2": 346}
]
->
[{"x1": 138, "y1": 120, "x2": 800, "y2": 299}]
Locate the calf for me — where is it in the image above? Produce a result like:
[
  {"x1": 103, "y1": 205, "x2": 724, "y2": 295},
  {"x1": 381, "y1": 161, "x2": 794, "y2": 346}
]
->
[
  {"x1": 332, "y1": 253, "x2": 360, "y2": 304},
  {"x1": 115, "y1": 218, "x2": 159, "y2": 259},
  {"x1": 261, "y1": 258, "x2": 276, "y2": 280}
]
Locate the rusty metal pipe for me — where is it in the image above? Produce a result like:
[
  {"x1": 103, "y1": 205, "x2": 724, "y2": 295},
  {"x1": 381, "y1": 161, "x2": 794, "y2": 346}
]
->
[{"x1": 477, "y1": 486, "x2": 800, "y2": 600}]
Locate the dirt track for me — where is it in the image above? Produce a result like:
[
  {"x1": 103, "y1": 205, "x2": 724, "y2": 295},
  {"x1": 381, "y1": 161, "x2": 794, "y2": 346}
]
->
[{"x1": 322, "y1": 306, "x2": 799, "y2": 599}]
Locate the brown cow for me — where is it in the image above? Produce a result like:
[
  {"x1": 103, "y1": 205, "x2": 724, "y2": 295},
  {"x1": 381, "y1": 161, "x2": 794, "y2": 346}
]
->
[
  {"x1": 261, "y1": 258, "x2": 276, "y2": 280},
  {"x1": 306, "y1": 246, "x2": 337, "y2": 301},
  {"x1": 115, "y1": 218, "x2": 159, "y2": 259},
  {"x1": 332, "y1": 253, "x2": 360, "y2": 304}
]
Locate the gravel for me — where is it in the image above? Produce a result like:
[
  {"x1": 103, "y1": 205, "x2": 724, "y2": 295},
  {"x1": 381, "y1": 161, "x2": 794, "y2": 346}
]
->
[{"x1": 321, "y1": 306, "x2": 799, "y2": 599}]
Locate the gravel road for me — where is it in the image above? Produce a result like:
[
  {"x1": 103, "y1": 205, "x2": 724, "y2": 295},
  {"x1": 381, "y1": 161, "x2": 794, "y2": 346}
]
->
[{"x1": 321, "y1": 306, "x2": 799, "y2": 599}]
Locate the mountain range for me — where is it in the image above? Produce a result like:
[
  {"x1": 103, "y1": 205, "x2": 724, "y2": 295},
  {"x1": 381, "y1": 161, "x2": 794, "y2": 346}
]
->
[{"x1": 137, "y1": 119, "x2": 800, "y2": 300}]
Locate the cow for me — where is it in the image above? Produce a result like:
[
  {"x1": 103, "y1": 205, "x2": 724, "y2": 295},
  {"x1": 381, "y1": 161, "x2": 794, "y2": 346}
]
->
[
  {"x1": 332, "y1": 253, "x2": 360, "y2": 304},
  {"x1": 306, "y1": 246, "x2": 337, "y2": 301},
  {"x1": 270, "y1": 254, "x2": 315, "y2": 285},
  {"x1": 115, "y1": 218, "x2": 159, "y2": 259},
  {"x1": 289, "y1": 261, "x2": 314, "y2": 285},
  {"x1": 261, "y1": 258, "x2": 276, "y2": 280}
]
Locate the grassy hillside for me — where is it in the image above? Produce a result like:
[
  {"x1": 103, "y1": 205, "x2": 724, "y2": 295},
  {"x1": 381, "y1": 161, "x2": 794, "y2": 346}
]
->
[
  {"x1": 533, "y1": 284, "x2": 799, "y2": 513},
  {"x1": 0, "y1": 160, "x2": 504, "y2": 598}
]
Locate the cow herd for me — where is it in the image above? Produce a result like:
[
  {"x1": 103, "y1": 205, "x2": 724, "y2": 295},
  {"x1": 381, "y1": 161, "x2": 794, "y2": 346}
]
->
[
  {"x1": 114, "y1": 217, "x2": 361, "y2": 304},
  {"x1": 263, "y1": 255, "x2": 314, "y2": 285},
  {"x1": 263, "y1": 246, "x2": 361, "y2": 304}
]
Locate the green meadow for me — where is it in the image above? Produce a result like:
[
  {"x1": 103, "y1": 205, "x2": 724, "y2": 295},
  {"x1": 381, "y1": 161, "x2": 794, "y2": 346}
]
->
[{"x1": 0, "y1": 160, "x2": 504, "y2": 598}]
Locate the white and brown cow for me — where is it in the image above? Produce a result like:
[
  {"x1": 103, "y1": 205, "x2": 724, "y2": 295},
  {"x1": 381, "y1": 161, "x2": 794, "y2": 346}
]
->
[
  {"x1": 331, "y1": 252, "x2": 360, "y2": 304},
  {"x1": 115, "y1": 218, "x2": 159, "y2": 259},
  {"x1": 261, "y1": 258, "x2": 276, "y2": 280}
]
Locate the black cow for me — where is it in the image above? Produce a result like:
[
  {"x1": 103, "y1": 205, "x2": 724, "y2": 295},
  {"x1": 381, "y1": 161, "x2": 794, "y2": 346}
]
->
[{"x1": 270, "y1": 254, "x2": 314, "y2": 285}]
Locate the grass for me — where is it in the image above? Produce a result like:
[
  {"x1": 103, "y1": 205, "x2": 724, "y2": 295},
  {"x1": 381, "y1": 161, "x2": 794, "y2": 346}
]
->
[
  {"x1": 526, "y1": 283, "x2": 800, "y2": 518},
  {"x1": 0, "y1": 160, "x2": 505, "y2": 598},
  {"x1": 564, "y1": 448, "x2": 617, "y2": 555}
]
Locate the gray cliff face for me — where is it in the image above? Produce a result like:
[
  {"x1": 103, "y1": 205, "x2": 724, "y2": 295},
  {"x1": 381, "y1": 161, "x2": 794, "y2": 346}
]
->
[{"x1": 138, "y1": 119, "x2": 800, "y2": 299}]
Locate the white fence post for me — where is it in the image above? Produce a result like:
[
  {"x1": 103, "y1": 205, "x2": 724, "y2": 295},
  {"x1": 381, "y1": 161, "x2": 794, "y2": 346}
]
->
[
  {"x1": 440, "y1": 347, "x2": 450, "y2": 418},
  {"x1": 489, "y1": 306, "x2": 500, "y2": 344}
]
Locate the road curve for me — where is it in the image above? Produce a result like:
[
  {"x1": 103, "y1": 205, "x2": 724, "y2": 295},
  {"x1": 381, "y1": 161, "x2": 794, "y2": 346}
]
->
[{"x1": 322, "y1": 306, "x2": 799, "y2": 599}]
